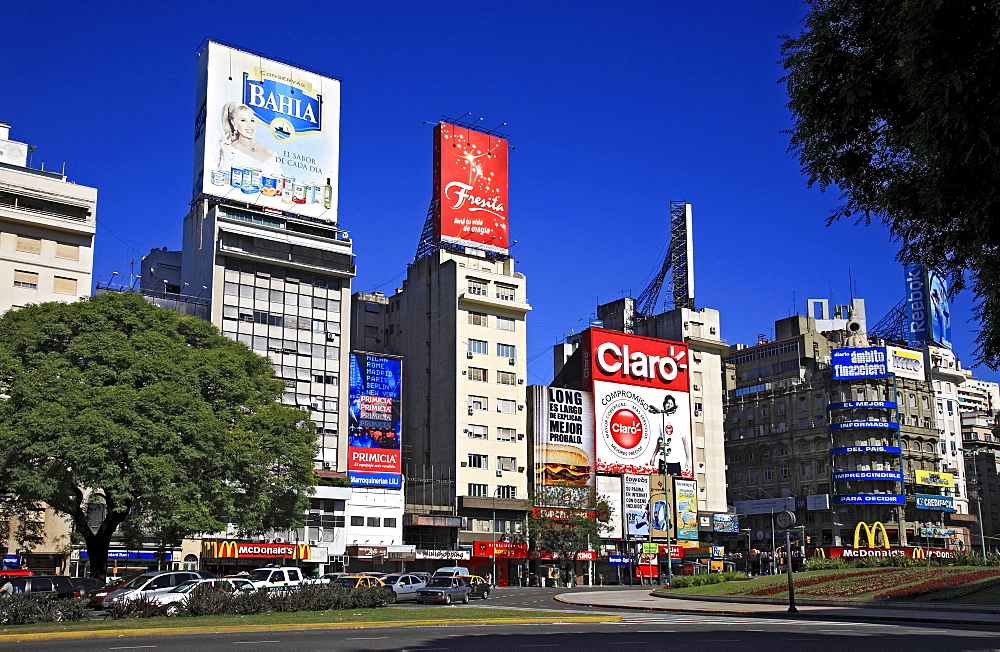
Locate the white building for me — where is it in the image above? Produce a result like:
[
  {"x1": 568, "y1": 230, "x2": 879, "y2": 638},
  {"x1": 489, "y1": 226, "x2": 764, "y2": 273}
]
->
[{"x1": 926, "y1": 345, "x2": 969, "y2": 514}]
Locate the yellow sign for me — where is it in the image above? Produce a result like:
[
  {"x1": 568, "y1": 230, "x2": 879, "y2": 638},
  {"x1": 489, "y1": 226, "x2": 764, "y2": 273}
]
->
[
  {"x1": 853, "y1": 521, "x2": 890, "y2": 549},
  {"x1": 915, "y1": 470, "x2": 954, "y2": 488},
  {"x1": 913, "y1": 548, "x2": 926, "y2": 559}
]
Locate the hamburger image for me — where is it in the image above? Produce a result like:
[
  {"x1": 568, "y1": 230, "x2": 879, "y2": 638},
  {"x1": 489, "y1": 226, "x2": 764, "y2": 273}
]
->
[{"x1": 536, "y1": 444, "x2": 592, "y2": 487}]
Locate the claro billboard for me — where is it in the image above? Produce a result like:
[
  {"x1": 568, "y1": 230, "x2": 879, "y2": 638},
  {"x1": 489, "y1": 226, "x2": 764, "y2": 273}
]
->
[
  {"x1": 582, "y1": 328, "x2": 692, "y2": 477},
  {"x1": 433, "y1": 123, "x2": 509, "y2": 254},
  {"x1": 347, "y1": 353, "x2": 402, "y2": 488},
  {"x1": 193, "y1": 40, "x2": 341, "y2": 221}
]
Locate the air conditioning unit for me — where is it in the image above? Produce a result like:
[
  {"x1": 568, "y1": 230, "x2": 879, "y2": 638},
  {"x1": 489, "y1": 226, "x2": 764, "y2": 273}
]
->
[
  {"x1": 461, "y1": 461, "x2": 468, "y2": 467},
  {"x1": 517, "y1": 405, "x2": 524, "y2": 411},
  {"x1": 274, "y1": 538, "x2": 284, "y2": 544},
  {"x1": 517, "y1": 379, "x2": 524, "y2": 385},
  {"x1": 496, "y1": 470, "x2": 503, "y2": 477},
  {"x1": 518, "y1": 466, "x2": 525, "y2": 472},
  {"x1": 323, "y1": 462, "x2": 333, "y2": 470},
  {"x1": 508, "y1": 358, "x2": 515, "y2": 366},
  {"x1": 309, "y1": 540, "x2": 319, "y2": 546},
  {"x1": 517, "y1": 434, "x2": 524, "y2": 440},
  {"x1": 468, "y1": 408, "x2": 475, "y2": 415},
  {"x1": 693, "y1": 384, "x2": 701, "y2": 391},
  {"x1": 462, "y1": 370, "x2": 467, "y2": 375}
]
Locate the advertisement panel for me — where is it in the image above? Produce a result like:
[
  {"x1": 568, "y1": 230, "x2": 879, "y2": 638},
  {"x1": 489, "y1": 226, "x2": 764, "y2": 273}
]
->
[
  {"x1": 732, "y1": 497, "x2": 795, "y2": 515},
  {"x1": 906, "y1": 263, "x2": 952, "y2": 349},
  {"x1": 915, "y1": 470, "x2": 955, "y2": 488},
  {"x1": 829, "y1": 445, "x2": 901, "y2": 455},
  {"x1": 473, "y1": 542, "x2": 528, "y2": 558},
  {"x1": 649, "y1": 475, "x2": 672, "y2": 541},
  {"x1": 348, "y1": 353, "x2": 402, "y2": 487},
  {"x1": 919, "y1": 527, "x2": 956, "y2": 538},
  {"x1": 915, "y1": 493, "x2": 956, "y2": 511},
  {"x1": 712, "y1": 514, "x2": 740, "y2": 533},
  {"x1": 202, "y1": 541, "x2": 311, "y2": 560},
  {"x1": 886, "y1": 346, "x2": 926, "y2": 380},
  {"x1": 531, "y1": 386, "x2": 595, "y2": 498},
  {"x1": 832, "y1": 494, "x2": 905, "y2": 505},
  {"x1": 832, "y1": 471, "x2": 903, "y2": 482},
  {"x1": 583, "y1": 328, "x2": 692, "y2": 477},
  {"x1": 815, "y1": 547, "x2": 955, "y2": 561},
  {"x1": 831, "y1": 347, "x2": 887, "y2": 379},
  {"x1": 674, "y1": 478, "x2": 698, "y2": 540},
  {"x1": 623, "y1": 474, "x2": 650, "y2": 540},
  {"x1": 597, "y1": 475, "x2": 624, "y2": 540},
  {"x1": 433, "y1": 122, "x2": 509, "y2": 253},
  {"x1": 193, "y1": 41, "x2": 341, "y2": 221}
]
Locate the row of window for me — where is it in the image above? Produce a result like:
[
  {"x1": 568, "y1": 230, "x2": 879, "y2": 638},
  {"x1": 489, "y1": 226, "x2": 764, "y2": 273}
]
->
[
  {"x1": 468, "y1": 368, "x2": 518, "y2": 384},
  {"x1": 223, "y1": 283, "x2": 342, "y2": 312},
  {"x1": 13, "y1": 235, "x2": 81, "y2": 260},
  {"x1": 727, "y1": 340, "x2": 800, "y2": 365},
  {"x1": 468, "y1": 311, "x2": 516, "y2": 331},
  {"x1": 462, "y1": 517, "x2": 523, "y2": 533},
  {"x1": 224, "y1": 258, "x2": 342, "y2": 292},
  {"x1": 467, "y1": 454, "x2": 518, "y2": 471},
  {"x1": 468, "y1": 396, "x2": 518, "y2": 414},
  {"x1": 467, "y1": 339, "x2": 516, "y2": 358},
  {"x1": 466, "y1": 425, "x2": 518, "y2": 441},
  {"x1": 467, "y1": 279, "x2": 517, "y2": 301},
  {"x1": 13, "y1": 270, "x2": 77, "y2": 294},
  {"x1": 222, "y1": 331, "x2": 340, "y2": 360},
  {"x1": 467, "y1": 484, "x2": 518, "y2": 499},
  {"x1": 222, "y1": 305, "x2": 338, "y2": 333},
  {"x1": 349, "y1": 516, "x2": 397, "y2": 528}
]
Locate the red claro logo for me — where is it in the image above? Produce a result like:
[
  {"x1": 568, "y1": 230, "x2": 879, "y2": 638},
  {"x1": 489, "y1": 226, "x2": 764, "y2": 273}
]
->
[{"x1": 609, "y1": 408, "x2": 643, "y2": 449}]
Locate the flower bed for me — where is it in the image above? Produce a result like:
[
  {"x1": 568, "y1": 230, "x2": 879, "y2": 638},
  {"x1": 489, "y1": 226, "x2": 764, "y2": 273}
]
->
[
  {"x1": 740, "y1": 568, "x2": 904, "y2": 596},
  {"x1": 797, "y1": 568, "x2": 936, "y2": 598},
  {"x1": 872, "y1": 569, "x2": 1000, "y2": 601}
]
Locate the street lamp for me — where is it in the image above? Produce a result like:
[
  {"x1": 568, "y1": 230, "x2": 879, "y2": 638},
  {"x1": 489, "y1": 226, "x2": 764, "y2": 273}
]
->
[
  {"x1": 740, "y1": 528, "x2": 752, "y2": 575},
  {"x1": 967, "y1": 446, "x2": 989, "y2": 559}
]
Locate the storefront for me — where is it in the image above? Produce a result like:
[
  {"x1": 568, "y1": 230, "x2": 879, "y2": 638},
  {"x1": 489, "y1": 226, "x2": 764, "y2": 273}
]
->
[
  {"x1": 201, "y1": 540, "x2": 315, "y2": 575},
  {"x1": 471, "y1": 541, "x2": 527, "y2": 586},
  {"x1": 70, "y1": 549, "x2": 175, "y2": 579}
]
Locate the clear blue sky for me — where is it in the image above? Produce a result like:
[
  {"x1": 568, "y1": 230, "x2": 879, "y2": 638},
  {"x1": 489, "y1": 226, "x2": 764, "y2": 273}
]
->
[{"x1": 5, "y1": 1, "x2": 994, "y2": 384}]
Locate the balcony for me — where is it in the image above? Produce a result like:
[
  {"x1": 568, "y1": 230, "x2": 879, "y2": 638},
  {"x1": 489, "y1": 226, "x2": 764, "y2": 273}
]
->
[{"x1": 458, "y1": 290, "x2": 531, "y2": 313}]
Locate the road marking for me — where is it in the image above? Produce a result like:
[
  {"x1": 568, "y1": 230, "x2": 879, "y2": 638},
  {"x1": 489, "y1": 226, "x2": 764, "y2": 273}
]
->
[
  {"x1": 108, "y1": 648, "x2": 157, "y2": 650},
  {"x1": 347, "y1": 637, "x2": 389, "y2": 640},
  {"x1": 235, "y1": 643, "x2": 281, "y2": 645}
]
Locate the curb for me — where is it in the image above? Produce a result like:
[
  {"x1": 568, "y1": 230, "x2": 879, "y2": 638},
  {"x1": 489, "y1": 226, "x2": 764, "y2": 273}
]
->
[
  {"x1": 0, "y1": 614, "x2": 619, "y2": 643},
  {"x1": 651, "y1": 590, "x2": 1000, "y2": 614}
]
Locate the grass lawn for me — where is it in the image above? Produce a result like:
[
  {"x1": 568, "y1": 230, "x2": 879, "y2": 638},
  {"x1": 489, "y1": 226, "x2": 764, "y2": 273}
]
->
[{"x1": 0, "y1": 606, "x2": 607, "y2": 638}]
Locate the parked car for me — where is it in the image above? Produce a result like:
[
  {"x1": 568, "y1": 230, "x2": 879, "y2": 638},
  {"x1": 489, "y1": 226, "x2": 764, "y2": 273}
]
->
[
  {"x1": 411, "y1": 572, "x2": 432, "y2": 583},
  {"x1": 431, "y1": 566, "x2": 470, "y2": 579},
  {"x1": 0, "y1": 569, "x2": 34, "y2": 581},
  {"x1": 151, "y1": 578, "x2": 256, "y2": 616},
  {"x1": 0, "y1": 575, "x2": 78, "y2": 599},
  {"x1": 69, "y1": 577, "x2": 103, "y2": 596},
  {"x1": 331, "y1": 575, "x2": 386, "y2": 590},
  {"x1": 103, "y1": 571, "x2": 211, "y2": 607},
  {"x1": 380, "y1": 573, "x2": 427, "y2": 602},
  {"x1": 456, "y1": 575, "x2": 492, "y2": 599},
  {"x1": 415, "y1": 576, "x2": 473, "y2": 604},
  {"x1": 88, "y1": 574, "x2": 142, "y2": 608},
  {"x1": 246, "y1": 566, "x2": 304, "y2": 591}
]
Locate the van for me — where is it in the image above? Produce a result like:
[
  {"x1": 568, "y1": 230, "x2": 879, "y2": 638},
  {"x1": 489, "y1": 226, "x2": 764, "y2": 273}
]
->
[{"x1": 432, "y1": 566, "x2": 470, "y2": 578}]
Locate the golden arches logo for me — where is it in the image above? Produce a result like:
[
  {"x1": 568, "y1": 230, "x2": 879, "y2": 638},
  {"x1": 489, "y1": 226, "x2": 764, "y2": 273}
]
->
[
  {"x1": 814, "y1": 548, "x2": 827, "y2": 559},
  {"x1": 853, "y1": 521, "x2": 890, "y2": 549},
  {"x1": 295, "y1": 544, "x2": 311, "y2": 561},
  {"x1": 913, "y1": 548, "x2": 926, "y2": 560}
]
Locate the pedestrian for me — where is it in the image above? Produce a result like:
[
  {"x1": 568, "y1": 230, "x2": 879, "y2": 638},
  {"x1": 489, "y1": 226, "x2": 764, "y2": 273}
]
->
[
  {"x1": 598, "y1": 572, "x2": 604, "y2": 586},
  {"x1": 484, "y1": 572, "x2": 492, "y2": 586}
]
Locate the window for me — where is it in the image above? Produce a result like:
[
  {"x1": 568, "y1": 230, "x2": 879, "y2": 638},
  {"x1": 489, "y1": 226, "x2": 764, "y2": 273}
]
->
[
  {"x1": 749, "y1": 469, "x2": 759, "y2": 482},
  {"x1": 467, "y1": 483, "x2": 488, "y2": 497},
  {"x1": 469, "y1": 395, "x2": 488, "y2": 411},
  {"x1": 13, "y1": 270, "x2": 38, "y2": 289},
  {"x1": 55, "y1": 242, "x2": 79, "y2": 260},
  {"x1": 777, "y1": 401, "x2": 786, "y2": 414},
  {"x1": 764, "y1": 467, "x2": 773, "y2": 480},
  {"x1": 468, "y1": 311, "x2": 487, "y2": 326},
  {"x1": 497, "y1": 427, "x2": 516, "y2": 442},
  {"x1": 497, "y1": 399, "x2": 516, "y2": 414},
  {"x1": 497, "y1": 316, "x2": 515, "y2": 331},
  {"x1": 779, "y1": 464, "x2": 789, "y2": 478},
  {"x1": 350, "y1": 516, "x2": 364, "y2": 527},
  {"x1": 495, "y1": 284, "x2": 516, "y2": 301},
  {"x1": 497, "y1": 456, "x2": 516, "y2": 472},
  {"x1": 367, "y1": 517, "x2": 381, "y2": 527},
  {"x1": 497, "y1": 371, "x2": 516, "y2": 385},
  {"x1": 921, "y1": 396, "x2": 929, "y2": 409},
  {"x1": 468, "y1": 339, "x2": 488, "y2": 354},
  {"x1": 496, "y1": 343, "x2": 516, "y2": 359},
  {"x1": 384, "y1": 518, "x2": 397, "y2": 528},
  {"x1": 468, "y1": 454, "x2": 488, "y2": 469},
  {"x1": 468, "y1": 424, "x2": 487, "y2": 439},
  {"x1": 800, "y1": 462, "x2": 812, "y2": 478},
  {"x1": 468, "y1": 367, "x2": 488, "y2": 382},
  {"x1": 15, "y1": 236, "x2": 41, "y2": 254},
  {"x1": 468, "y1": 279, "x2": 488, "y2": 296},
  {"x1": 497, "y1": 485, "x2": 517, "y2": 499}
]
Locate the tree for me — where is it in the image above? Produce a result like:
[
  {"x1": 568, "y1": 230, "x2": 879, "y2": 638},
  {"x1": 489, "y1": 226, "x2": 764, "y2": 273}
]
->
[
  {"x1": 527, "y1": 486, "x2": 612, "y2": 586},
  {"x1": 781, "y1": 1, "x2": 1000, "y2": 366},
  {"x1": 0, "y1": 292, "x2": 317, "y2": 578}
]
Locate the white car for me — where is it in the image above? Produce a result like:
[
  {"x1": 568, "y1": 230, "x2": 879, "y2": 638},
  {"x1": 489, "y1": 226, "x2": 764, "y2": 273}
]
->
[
  {"x1": 246, "y1": 566, "x2": 304, "y2": 591},
  {"x1": 151, "y1": 578, "x2": 256, "y2": 616},
  {"x1": 380, "y1": 573, "x2": 427, "y2": 602}
]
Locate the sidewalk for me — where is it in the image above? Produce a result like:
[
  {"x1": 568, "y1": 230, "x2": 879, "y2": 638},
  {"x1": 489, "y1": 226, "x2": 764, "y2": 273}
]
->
[{"x1": 555, "y1": 588, "x2": 1000, "y2": 627}]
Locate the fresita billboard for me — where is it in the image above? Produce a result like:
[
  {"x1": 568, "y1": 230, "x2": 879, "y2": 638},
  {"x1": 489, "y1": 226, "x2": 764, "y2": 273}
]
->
[
  {"x1": 582, "y1": 328, "x2": 692, "y2": 477},
  {"x1": 348, "y1": 353, "x2": 402, "y2": 488},
  {"x1": 433, "y1": 123, "x2": 509, "y2": 254},
  {"x1": 192, "y1": 40, "x2": 341, "y2": 221}
]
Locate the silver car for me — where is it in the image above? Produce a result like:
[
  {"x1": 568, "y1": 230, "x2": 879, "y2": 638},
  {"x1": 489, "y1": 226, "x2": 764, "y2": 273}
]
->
[
  {"x1": 381, "y1": 573, "x2": 427, "y2": 602},
  {"x1": 150, "y1": 578, "x2": 256, "y2": 616},
  {"x1": 103, "y1": 571, "x2": 209, "y2": 607}
]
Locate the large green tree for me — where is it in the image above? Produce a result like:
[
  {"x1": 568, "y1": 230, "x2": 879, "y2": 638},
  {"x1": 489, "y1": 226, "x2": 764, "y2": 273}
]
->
[
  {"x1": 0, "y1": 292, "x2": 317, "y2": 578},
  {"x1": 527, "y1": 486, "x2": 612, "y2": 586},
  {"x1": 781, "y1": 1, "x2": 1000, "y2": 365}
]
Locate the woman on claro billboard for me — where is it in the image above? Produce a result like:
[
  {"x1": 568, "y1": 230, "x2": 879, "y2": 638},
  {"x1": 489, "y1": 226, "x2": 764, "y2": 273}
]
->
[
  {"x1": 218, "y1": 102, "x2": 281, "y2": 177},
  {"x1": 649, "y1": 393, "x2": 693, "y2": 478}
]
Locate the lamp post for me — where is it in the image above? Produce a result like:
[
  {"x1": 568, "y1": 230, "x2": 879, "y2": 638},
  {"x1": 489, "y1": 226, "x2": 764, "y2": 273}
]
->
[
  {"x1": 968, "y1": 446, "x2": 989, "y2": 558},
  {"x1": 740, "y1": 528, "x2": 752, "y2": 575}
]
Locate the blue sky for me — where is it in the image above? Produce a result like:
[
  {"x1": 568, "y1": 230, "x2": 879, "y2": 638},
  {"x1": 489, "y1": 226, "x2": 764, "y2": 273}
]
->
[{"x1": 5, "y1": 1, "x2": 994, "y2": 384}]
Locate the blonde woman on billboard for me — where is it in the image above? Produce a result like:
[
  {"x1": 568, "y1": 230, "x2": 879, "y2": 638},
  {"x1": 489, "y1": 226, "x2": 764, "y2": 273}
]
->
[{"x1": 218, "y1": 103, "x2": 281, "y2": 176}]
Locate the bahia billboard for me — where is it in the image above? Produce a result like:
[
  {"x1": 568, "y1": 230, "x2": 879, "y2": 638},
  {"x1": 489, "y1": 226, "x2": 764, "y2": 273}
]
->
[
  {"x1": 582, "y1": 328, "x2": 692, "y2": 477},
  {"x1": 905, "y1": 263, "x2": 952, "y2": 349},
  {"x1": 433, "y1": 123, "x2": 509, "y2": 254},
  {"x1": 347, "y1": 353, "x2": 402, "y2": 488},
  {"x1": 193, "y1": 40, "x2": 341, "y2": 222}
]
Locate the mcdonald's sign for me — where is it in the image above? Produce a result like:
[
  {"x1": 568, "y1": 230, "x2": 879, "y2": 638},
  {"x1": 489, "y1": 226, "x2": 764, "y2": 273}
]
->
[
  {"x1": 201, "y1": 540, "x2": 311, "y2": 560},
  {"x1": 853, "y1": 521, "x2": 890, "y2": 549}
]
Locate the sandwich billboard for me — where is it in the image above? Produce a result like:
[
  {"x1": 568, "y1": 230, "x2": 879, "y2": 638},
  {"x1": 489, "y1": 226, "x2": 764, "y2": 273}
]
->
[
  {"x1": 531, "y1": 386, "x2": 595, "y2": 493},
  {"x1": 582, "y1": 328, "x2": 692, "y2": 477},
  {"x1": 347, "y1": 353, "x2": 402, "y2": 488},
  {"x1": 433, "y1": 122, "x2": 509, "y2": 254},
  {"x1": 193, "y1": 40, "x2": 341, "y2": 221}
]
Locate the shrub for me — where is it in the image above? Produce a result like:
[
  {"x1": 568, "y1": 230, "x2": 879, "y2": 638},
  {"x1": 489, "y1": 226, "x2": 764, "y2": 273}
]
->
[
  {"x1": 0, "y1": 594, "x2": 87, "y2": 625},
  {"x1": 346, "y1": 586, "x2": 392, "y2": 609},
  {"x1": 183, "y1": 584, "x2": 234, "y2": 616},
  {"x1": 106, "y1": 593, "x2": 163, "y2": 619},
  {"x1": 229, "y1": 588, "x2": 269, "y2": 615}
]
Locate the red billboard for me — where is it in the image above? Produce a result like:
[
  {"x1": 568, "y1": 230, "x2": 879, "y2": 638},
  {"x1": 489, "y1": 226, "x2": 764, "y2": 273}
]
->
[
  {"x1": 583, "y1": 328, "x2": 692, "y2": 477},
  {"x1": 433, "y1": 123, "x2": 509, "y2": 253},
  {"x1": 473, "y1": 541, "x2": 528, "y2": 558}
]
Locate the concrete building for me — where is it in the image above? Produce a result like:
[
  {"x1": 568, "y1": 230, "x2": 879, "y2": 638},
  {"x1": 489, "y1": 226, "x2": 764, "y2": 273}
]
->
[
  {"x1": 958, "y1": 373, "x2": 1000, "y2": 415},
  {"x1": 0, "y1": 122, "x2": 97, "y2": 573},
  {"x1": 926, "y1": 345, "x2": 969, "y2": 515}
]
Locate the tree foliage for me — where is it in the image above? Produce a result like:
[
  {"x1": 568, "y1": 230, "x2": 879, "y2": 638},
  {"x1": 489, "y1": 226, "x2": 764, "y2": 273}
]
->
[
  {"x1": 527, "y1": 485, "x2": 612, "y2": 585},
  {"x1": 781, "y1": 1, "x2": 1000, "y2": 366},
  {"x1": 0, "y1": 292, "x2": 317, "y2": 577}
]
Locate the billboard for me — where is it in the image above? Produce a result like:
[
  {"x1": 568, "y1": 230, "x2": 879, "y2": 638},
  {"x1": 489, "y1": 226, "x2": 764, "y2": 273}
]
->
[
  {"x1": 623, "y1": 474, "x2": 650, "y2": 540},
  {"x1": 597, "y1": 475, "x2": 624, "y2": 540},
  {"x1": 193, "y1": 40, "x2": 341, "y2": 221},
  {"x1": 713, "y1": 514, "x2": 739, "y2": 534},
  {"x1": 583, "y1": 328, "x2": 692, "y2": 477},
  {"x1": 347, "y1": 353, "x2": 402, "y2": 487},
  {"x1": 531, "y1": 386, "x2": 595, "y2": 497},
  {"x1": 831, "y1": 347, "x2": 887, "y2": 379},
  {"x1": 915, "y1": 493, "x2": 956, "y2": 511},
  {"x1": 832, "y1": 494, "x2": 905, "y2": 505},
  {"x1": 649, "y1": 475, "x2": 672, "y2": 540},
  {"x1": 915, "y1": 470, "x2": 955, "y2": 488},
  {"x1": 433, "y1": 123, "x2": 509, "y2": 253},
  {"x1": 905, "y1": 263, "x2": 952, "y2": 349},
  {"x1": 886, "y1": 346, "x2": 925, "y2": 380},
  {"x1": 674, "y1": 478, "x2": 698, "y2": 540}
]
